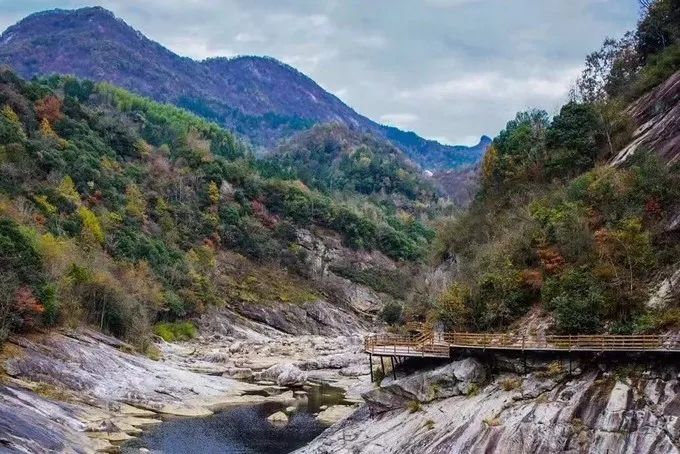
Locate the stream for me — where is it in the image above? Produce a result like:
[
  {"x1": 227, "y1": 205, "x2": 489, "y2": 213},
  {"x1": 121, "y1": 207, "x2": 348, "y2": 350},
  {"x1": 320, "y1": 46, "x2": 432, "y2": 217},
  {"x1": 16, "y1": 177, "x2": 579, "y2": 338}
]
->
[{"x1": 121, "y1": 383, "x2": 351, "y2": 453}]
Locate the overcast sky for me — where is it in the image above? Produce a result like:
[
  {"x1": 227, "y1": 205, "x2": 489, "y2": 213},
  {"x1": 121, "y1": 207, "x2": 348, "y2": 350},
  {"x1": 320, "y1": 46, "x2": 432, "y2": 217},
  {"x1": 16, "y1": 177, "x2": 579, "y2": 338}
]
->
[{"x1": 0, "y1": 1, "x2": 639, "y2": 145}]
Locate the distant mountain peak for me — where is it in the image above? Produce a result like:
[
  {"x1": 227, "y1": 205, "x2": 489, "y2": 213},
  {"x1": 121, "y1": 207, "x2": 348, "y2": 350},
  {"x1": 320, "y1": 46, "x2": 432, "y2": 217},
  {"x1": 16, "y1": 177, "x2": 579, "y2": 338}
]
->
[{"x1": 0, "y1": 6, "x2": 485, "y2": 170}]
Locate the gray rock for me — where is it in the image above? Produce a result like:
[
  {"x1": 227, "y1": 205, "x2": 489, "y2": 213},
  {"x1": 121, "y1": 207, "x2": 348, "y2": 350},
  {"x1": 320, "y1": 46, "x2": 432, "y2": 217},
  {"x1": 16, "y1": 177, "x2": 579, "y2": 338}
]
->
[
  {"x1": 267, "y1": 411, "x2": 288, "y2": 426},
  {"x1": 362, "y1": 358, "x2": 487, "y2": 413},
  {"x1": 222, "y1": 367, "x2": 253, "y2": 380},
  {"x1": 254, "y1": 363, "x2": 307, "y2": 386},
  {"x1": 228, "y1": 342, "x2": 243, "y2": 353}
]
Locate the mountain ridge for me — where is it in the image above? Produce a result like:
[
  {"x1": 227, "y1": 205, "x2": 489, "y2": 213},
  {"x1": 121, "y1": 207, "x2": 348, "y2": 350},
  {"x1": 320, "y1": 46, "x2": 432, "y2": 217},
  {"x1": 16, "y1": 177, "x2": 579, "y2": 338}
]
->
[{"x1": 0, "y1": 6, "x2": 487, "y2": 169}]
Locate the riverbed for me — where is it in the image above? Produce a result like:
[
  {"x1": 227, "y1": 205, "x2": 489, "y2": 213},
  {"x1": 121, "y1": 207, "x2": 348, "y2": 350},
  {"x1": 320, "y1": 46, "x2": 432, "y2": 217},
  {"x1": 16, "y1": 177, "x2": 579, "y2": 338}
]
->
[{"x1": 122, "y1": 384, "x2": 352, "y2": 453}]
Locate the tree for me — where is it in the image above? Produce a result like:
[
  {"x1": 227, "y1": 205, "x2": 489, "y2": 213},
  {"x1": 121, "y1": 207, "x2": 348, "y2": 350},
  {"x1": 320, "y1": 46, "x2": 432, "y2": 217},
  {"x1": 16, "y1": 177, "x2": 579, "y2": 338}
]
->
[
  {"x1": 35, "y1": 95, "x2": 63, "y2": 123},
  {"x1": 636, "y1": 0, "x2": 680, "y2": 61},
  {"x1": 481, "y1": 144, "x2": 498, "y2": 186},
  {"x1": 207, "y1": 181, "x2": 220, "y2": 205},
  {"x1": 546, "y1": 102, "x2": 599, "y2": 174},
  {"x1": 436, "y1": 283, "x2": 471, "y2": 330},
  {"x1": 78, "y1": 207, "x2": 105, "y2": 244},
  {"x1": 0, "y1": 105, "x2": 25, "y2": 143},
  {"x1": 57, "y1": 176, "x2": 81, "y2": 205},
  {"x1": 125, "y1": 184, "x2": 146, "y2": 220}
]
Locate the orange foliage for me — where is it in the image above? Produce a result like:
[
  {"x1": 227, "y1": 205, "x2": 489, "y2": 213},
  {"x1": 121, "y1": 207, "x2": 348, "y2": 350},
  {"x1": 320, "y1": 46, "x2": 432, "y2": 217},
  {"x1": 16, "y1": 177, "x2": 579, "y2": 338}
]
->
[
  {"x1": 15, "y1": 286, "x2": 44, "y2": 329},
  {"x1": 537, "y1": 247, "x2": 565, "y2": 273},
  {"x1": 521, "y1": 269, "x2": 543, "y2": 290},
  {"x1": 35, "y1": 95, "x2": 63, "y2": 123},
  {"x1": 644, "y1": 197, "x2": 662, "y2": 221},
  {"x1": 251, "y1": 199, "x2": 278, "y2": 229}
]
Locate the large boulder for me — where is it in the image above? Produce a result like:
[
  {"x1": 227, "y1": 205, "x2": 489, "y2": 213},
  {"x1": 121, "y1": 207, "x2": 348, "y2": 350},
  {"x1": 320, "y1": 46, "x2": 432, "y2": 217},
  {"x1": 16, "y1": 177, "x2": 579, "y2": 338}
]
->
[
  {"x1": 267, "y1": 411, "x2": 288, "y2": 426},
  {"x1": 254, "y1": 363, "x2": 307, "y2": 386},
  {"x1": 222, "y1": 367, "x2": 253, "y2": 380},
  {"x1": 316, "y1": 405, "x2": 354, "y2": 425},
  {"x1": 362, "y1": 358, "x2": 487, "y2": 413}
]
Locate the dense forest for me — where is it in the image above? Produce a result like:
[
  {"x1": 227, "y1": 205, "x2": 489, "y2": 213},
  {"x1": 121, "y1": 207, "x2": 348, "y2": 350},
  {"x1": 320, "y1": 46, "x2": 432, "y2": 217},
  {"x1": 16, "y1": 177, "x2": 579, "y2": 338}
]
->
[
  {"x1": 0, "y1": 71, "x2": 436, "y2": 350},
  {"x1": 407, "y1": 0, "x2": 680, "y2": 335}
]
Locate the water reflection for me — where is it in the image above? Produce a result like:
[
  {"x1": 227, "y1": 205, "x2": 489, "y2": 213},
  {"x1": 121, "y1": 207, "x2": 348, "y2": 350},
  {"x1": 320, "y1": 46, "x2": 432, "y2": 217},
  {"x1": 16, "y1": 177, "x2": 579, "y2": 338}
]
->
[{"x1": 123, "y1": 384, "x2": 350, "y2": 454}]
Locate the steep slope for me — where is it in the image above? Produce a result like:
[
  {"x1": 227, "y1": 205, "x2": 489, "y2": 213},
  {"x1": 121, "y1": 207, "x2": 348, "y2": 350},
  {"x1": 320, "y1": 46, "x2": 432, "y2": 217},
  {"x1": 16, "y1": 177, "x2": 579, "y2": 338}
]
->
[
  {"x1": 612, "y1": 69, "x2": 680, "y2": 165},
  {"x1": 0, "y1": 6, "x2": 486, "y2": 169},
  {"x1": 269, "y1": 123, "x2": 439, "y2": 207},
  {"x1": 0, "y1": 69, "x2": 434, "y2": 350}
]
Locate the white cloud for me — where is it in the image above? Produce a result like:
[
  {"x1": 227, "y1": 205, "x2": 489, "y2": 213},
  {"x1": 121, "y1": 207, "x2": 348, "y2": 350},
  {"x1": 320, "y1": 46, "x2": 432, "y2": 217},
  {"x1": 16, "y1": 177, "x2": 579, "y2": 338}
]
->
[
  {"x1": 234, "y1": 32, "x2": 265, "y2": 43},
  {"x1": 399, "y1": 68, "x2": 581, "y2": 103},
  {"x1": 379, "y1": 113, "x2": 419, "y2": 128},
  {"x1": 0, "y1": 0, "x2": 639, "y2": 144}
]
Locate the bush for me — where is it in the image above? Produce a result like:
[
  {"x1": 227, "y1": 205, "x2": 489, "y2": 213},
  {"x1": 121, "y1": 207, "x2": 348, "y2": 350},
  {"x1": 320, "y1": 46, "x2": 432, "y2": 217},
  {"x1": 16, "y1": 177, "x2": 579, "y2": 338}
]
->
[
  {"x1": 153, "y1": 321, "x2": 198, "y2": 342},
  {"x1": 407, "y1": 400, "x2": 422, "y2": 413},
  {"x1": 380, "y1": 302, "x2": 403, "y2": 325}
]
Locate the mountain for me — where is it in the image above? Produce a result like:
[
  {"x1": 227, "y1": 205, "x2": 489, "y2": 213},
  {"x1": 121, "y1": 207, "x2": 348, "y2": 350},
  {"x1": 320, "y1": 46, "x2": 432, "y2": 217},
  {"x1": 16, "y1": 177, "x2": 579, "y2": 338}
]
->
[
  {"x1": 269, "y1": 123, "x2": 439, "y2": 205},
  {"x1": 0, "y1": 6, "x2": 487, "y2": 170}
]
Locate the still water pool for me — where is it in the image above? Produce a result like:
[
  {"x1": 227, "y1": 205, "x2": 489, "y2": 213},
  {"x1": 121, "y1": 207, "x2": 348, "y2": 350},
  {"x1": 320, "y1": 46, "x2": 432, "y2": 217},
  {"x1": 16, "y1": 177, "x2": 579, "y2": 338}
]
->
[{"x1": 122, "y1": 384, "x2": 350, "y2": 454}]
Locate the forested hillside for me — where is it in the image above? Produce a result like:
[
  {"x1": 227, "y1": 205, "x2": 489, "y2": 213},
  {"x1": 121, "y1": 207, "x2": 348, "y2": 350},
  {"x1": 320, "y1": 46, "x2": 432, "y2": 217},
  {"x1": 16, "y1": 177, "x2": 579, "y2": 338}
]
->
[
  {"x1": 265, "y1": 124, "x2": 441, "y2": 212},
  {"x1": 409, "y1": 0, "x2": 680, "y2": 335},
  {"x1": 0, "y1": 70, "x2": 434, "y2": 349},
  {"x1": 0, "y1": 7, "x2": 486, "y2": 171}
]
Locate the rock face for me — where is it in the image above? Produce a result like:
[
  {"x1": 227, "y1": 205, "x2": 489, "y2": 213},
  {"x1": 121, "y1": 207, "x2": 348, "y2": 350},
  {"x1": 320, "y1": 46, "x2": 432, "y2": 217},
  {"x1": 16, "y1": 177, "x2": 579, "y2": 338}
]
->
[
  {"x1": 295, "y1": 229, "x2": 395, "y2": 315},
  {"x1": 232, "y1": 299, "x2": 368, "y2": 336},
  {"x1": 297, "y1": 358, "x2": 680, "y2": 454},
  {"x1": 254, "y1": 363, "x2": 308, "y2": 386},
  {"x1": 316, "y1": 405, "x2": 354, "y2": 425},
  {"x1": 612, "y1": 69, "x2": 680, "y2": 165},
  {"x1": 362, "y1": 358, "x2": 486, "y2": 413}
]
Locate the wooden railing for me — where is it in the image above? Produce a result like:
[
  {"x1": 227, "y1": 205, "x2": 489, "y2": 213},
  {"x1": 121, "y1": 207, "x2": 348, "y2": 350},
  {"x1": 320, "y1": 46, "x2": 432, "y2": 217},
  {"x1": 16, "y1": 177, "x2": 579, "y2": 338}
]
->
[
  {"x1": 364, "y1": 331, "x2": 680, "y2": 357},
  {"x1": 364, "y1": 333, "x2": 449, "y2": 357},
  {"x1": 443, "y1": 332, "x2": 680, "y2": 351}
]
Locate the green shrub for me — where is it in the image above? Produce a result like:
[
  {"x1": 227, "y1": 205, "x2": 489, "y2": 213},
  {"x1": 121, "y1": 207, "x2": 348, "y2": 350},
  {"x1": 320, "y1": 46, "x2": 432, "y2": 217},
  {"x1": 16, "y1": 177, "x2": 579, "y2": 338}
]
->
[
  {"x1": 153, "y1": 321, "x2": 198, "y2": 342},
  {"x1": 407, "y1": 400, "x2": 422, "y2": 413},
  {"x1": 544, "y1": 269, "x2": 605, "y2": 333},
  {"x1": 380, "y1": 302, "x2": 403, "y2": 325}
]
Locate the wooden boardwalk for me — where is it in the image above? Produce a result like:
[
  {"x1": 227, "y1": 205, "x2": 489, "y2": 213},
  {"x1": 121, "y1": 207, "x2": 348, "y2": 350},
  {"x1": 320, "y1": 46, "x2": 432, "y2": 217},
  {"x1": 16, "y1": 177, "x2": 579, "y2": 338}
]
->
[{"x1": 364, "y1": 331, "x2": 680, "y2": 359}]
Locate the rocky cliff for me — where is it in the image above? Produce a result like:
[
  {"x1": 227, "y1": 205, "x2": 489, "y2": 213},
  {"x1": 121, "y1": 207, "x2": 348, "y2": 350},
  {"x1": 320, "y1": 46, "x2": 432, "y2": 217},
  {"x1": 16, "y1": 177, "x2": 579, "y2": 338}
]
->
[
  {"x1": 299, "y1": 355, "x2": 680, "y2": 454},
  {"x1": 612, "y1": 70, "x2": 680, "y2": 166}
]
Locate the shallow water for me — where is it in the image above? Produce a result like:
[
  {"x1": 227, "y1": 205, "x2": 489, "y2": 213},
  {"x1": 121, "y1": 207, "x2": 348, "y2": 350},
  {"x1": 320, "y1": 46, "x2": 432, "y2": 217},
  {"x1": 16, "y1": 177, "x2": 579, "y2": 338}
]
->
[{"x1": 122, "y1": 384, "x2": 350, "y2": 454}]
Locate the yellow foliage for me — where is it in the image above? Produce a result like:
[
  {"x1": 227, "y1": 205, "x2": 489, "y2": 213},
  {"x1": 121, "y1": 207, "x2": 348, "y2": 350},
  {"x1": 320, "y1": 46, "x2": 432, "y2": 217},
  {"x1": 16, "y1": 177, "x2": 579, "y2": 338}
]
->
[
  {"x1": 39, "y1": 118, "x2": 58, "y2": 139},
  {"x1": 119, "y1": 261, "x2": 164, "y2": 309},
  {"x1": 208, "y1": 181, "x2": 220, "y2": 205},
  {"x1": 435, "y1": 283, "x2": 471, "y2": 330},
  {"x1": 33, "y1": 195, "x2": 57, "y2": 216},
  {"x1": 78, "y1": 206, "x2": 105, "y2": 244},
  {"x1": 57, "y1": 176, "x2": 80, "y2": 204},
  {"x1": 125, "y1": 184, "x2": 146, "y2": 219},
  {"x1": 99, "y1": 210, "x2": 123, "y2": 231},
  {"x1": 187, "y1": 244, "x2": 217, "y2": 275},
  {"x1": 101, "y1": 156, "x2": 121, "y2": 172},
  {"x1": 39, "y1": 118, "x2": 68, "y2": 148},
  {"x1": 2, "y1": 105, "x2": 25, "y2": 139},
  {"x1": 481, "y1": 144, "x2": 498, "y2": 184},
  {"x1": 35, "y1": 233, "x2": 79, "y2": 278},
  {"x1": 135, "y1": 139, "x2": 152, "y2": 157}
]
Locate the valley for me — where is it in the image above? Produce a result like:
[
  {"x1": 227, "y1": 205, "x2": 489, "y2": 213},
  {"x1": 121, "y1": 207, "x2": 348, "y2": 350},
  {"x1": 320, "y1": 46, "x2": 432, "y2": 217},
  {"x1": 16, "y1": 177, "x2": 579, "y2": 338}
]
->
[{"x1": 0, "y1": 1, "x2": 679, "y2": 453}]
